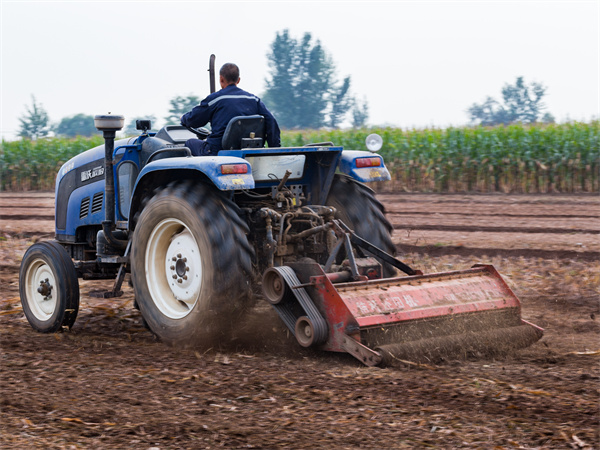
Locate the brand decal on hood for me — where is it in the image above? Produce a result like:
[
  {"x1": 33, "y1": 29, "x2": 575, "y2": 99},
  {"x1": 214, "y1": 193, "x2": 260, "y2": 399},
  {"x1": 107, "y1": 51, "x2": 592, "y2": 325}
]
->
[{"x1": 81, "y1": 165, "x2": 104, "y2": 182}]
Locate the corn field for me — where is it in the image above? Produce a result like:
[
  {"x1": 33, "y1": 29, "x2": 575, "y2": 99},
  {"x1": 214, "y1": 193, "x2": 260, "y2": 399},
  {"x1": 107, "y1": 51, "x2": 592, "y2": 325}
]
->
[
  {"x1": 1, "y1": 122, "x2": 598, "y2": 192},
  {"x1": 283, "y1": 121, "x2": 600, "y2": 193},
  {"x1": 1, "y1": 136, "x2": 104, "y2": 191}
]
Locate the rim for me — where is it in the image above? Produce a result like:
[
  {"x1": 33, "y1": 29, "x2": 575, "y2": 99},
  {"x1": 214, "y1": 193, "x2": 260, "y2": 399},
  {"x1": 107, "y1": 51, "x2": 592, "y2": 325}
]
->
[
  {"x1": 145, "y1": 218, "x2": 202, "y2": 319},
  {"x1": 24, "y1": 257, "x2": 58, "y2": 321}
]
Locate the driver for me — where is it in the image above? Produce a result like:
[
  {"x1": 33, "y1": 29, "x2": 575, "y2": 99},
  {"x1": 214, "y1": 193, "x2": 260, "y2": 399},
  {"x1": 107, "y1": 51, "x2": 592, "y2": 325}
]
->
[{"x1": 181, "y1": 63, "x2": 281, "y2": 156}]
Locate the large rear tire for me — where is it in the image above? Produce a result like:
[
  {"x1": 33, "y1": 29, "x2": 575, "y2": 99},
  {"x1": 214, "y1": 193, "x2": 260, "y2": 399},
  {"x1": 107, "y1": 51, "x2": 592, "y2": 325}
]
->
[
  {"x1": 325, "y1": 174, "x2": 397, "y2": 277},
  {"x1": 19, "y1": 241, "x2": 80, "y2": 332},
  {"x1": 131, "y1": 181, "x2": 253, "y2": 345}
]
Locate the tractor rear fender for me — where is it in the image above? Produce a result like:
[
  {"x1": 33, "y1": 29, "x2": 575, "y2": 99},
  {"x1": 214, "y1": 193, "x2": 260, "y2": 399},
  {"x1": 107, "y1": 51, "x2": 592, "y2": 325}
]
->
[
  {"x1": 339, "y1": 150, "x2": 391, "y2": 182},
  {"x1": 128, "y1": 156, "x2": 253, "y2": 230}
]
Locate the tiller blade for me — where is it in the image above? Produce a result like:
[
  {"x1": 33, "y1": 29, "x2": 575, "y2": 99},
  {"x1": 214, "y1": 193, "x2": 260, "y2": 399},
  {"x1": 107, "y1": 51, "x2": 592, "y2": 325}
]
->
[{"x1": 263, "y1": 261, "x2": 543, "y2": 366}]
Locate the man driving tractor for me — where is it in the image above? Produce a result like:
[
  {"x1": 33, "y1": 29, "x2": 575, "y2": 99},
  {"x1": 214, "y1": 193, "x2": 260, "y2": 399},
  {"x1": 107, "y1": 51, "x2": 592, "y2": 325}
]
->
[{"x1": 181, "y1": 63, "x2": 281, "y2": 156}]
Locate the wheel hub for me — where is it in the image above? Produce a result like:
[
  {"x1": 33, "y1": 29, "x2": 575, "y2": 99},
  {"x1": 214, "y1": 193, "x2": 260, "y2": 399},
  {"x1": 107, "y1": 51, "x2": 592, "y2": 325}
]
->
[
  {"x1": 164, "y1": 230, "x2": 202, "y2": 305},
  {"x1": 145, "y1": 218, "x2": 204, "y2": 320},
  {"x1": 168, "y1": 253, "x2": 189, "y2": 283},
  {"x1": 25, "y1": 259, "x2": 58, "y2": 319},
  {"x1": 37, "y1": 278, "x2": 53, "y2": 300},
  {"x1": 175, "y1": 258, "x2": 188, "y2": 277}
]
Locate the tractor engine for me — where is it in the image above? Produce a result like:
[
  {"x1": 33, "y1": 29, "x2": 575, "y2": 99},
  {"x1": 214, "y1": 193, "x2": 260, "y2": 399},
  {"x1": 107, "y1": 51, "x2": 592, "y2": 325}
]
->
[
  {"x1": 234, "y1": 170, "x2": 336, "y2": 273},
  {"x1": 247, "y1": 203, "x2": 337, "y2": 272}
]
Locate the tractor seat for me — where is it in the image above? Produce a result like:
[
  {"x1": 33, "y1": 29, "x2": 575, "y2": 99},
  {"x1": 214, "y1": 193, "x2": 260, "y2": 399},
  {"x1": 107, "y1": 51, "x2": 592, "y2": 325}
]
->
[{"x1": 221, "y1": 115, "x2": 265, "y2": 150}]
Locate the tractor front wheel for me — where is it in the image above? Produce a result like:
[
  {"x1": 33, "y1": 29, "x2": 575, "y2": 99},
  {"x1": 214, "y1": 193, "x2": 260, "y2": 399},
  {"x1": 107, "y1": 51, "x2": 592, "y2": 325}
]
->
[{"x1": 19, "y1": 241, "x2": 80, "y2": 332}]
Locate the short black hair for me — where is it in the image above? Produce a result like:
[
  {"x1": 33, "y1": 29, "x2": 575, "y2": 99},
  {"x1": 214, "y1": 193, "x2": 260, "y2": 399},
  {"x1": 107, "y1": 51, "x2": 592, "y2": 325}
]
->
[{"x1": 220, "y1": 63, "x2": 240, "y2": 84}]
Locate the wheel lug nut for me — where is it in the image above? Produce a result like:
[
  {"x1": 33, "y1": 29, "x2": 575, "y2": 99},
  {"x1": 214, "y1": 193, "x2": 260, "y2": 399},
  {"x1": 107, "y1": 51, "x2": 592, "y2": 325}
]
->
[
  {"x1": 170, "y1": 265, "x2": 175, "y2": 270},
  {"x1": 183, "y1": 257, "x2": 187, "y2": 263},
  {"x1": 185, "y1": 267, "x2": 190, "y2": 272},
  {"x1": 177, "y1": 253, "x2": 182, "y2": 258},
  {"x1": 177, "y1": 278, "x2": 183, "y2": 284},
  {"x1": 172, "y1": 274, "x2": 177, "y2": 279},
  {"x1": 172, "y1": 257, "x2": 177, "y2": 261},
  {"x1": 183, "y1": 275, "x2": 188, "y2": 280}
]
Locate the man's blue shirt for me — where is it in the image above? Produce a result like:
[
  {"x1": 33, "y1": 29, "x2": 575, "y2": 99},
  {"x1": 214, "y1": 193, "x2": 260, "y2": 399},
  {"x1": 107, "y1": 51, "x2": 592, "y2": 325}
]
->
[{"x1": 181, "y1": 84, "x2": 281, "y2": 152}]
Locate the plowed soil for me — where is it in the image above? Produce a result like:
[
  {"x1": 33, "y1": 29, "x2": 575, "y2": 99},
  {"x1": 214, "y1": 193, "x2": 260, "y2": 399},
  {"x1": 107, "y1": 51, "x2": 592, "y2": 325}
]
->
[{"x1": 1, "y1": 191, "x2": 598, "y2": 449}]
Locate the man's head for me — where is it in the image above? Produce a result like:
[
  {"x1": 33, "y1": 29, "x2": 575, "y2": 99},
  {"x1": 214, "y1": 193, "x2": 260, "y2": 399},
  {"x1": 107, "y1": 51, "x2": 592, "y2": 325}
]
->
[{"x1": 219, "y1": 63, "x2": 240, "y2": 89}]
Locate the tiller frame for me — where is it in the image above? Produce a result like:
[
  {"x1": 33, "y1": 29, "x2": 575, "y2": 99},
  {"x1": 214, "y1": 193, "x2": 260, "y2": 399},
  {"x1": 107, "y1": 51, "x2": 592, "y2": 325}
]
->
[{"x1": 262, "y1": 221, "x2": 543, "y2": 366}]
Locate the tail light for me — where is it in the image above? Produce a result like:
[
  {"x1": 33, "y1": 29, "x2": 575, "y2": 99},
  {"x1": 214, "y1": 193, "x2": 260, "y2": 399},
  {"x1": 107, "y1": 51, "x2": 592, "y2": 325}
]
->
[
  {"x1": 221, "y1": 164, "x2": 248, "y2": 175},
  {"x1": 356, "y1": 157, "x2": 381, "y2": 168}
]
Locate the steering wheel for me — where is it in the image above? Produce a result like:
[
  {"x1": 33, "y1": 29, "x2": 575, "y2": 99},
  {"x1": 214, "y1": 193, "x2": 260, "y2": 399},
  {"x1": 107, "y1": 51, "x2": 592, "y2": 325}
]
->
[{"x1": 181, "y1": 123, "x2": 210, "y2": 140}]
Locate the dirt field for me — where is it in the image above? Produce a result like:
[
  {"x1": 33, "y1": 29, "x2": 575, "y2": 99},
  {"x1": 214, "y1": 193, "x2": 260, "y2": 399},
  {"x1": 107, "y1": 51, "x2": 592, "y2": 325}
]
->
[{"x1": 1, "y1": 191, "x2": 598, "y2": 449}]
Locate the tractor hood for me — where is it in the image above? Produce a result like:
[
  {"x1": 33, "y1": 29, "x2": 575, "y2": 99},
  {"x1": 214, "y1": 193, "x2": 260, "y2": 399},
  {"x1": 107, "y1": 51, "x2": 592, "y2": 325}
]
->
[{"x1": 55, "y1": 137, "x2": 136, "y2": 190}]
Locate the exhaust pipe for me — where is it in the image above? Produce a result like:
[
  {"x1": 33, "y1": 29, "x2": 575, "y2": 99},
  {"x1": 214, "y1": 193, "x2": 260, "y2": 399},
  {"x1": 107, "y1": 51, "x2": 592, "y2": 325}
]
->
[
  {"x1": 208, "y1": 54, "x2": 216, "y2": 93},
  {"x1": 94, "y1": 114, "x2": 128, "y2": 250}
]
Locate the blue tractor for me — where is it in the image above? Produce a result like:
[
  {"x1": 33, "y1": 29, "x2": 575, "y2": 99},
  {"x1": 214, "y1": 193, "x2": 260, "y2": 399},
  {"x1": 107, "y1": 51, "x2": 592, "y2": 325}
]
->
[{"x1": 19, "y1": 60, "x2": 542, "y2": 366}]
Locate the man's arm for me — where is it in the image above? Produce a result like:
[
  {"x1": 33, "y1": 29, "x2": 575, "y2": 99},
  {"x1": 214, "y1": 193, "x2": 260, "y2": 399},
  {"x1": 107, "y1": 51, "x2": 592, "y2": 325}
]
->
[
  {"x1": 181, "y1": 100, "x2": 211, "y2": 128},
  {"x1": 258, "y1": 101, "x2": 281, "y2": 148}
]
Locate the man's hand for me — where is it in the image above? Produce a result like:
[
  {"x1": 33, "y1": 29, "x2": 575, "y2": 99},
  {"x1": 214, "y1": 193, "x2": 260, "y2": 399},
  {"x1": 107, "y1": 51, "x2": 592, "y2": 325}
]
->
[{"x1": 181, "y1": 122, "x2": 210, "y2": 139}]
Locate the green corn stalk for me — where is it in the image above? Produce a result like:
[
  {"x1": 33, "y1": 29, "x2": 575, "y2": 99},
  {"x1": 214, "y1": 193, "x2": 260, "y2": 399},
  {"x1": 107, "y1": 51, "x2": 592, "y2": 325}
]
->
[{"x1": 1, "y1": 122, "x2": 598, "y2": 192}]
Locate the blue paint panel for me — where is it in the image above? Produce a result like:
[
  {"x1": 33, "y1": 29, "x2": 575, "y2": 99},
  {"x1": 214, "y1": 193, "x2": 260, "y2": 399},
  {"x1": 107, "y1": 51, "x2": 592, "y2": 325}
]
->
[
  {"x1": 54, "y1": 139, "x2": 391, "y2": 241},
  {"x1": 55, "y1": 180, "x2": 105, "y2": 238},
  {"x1": 55, "y1": 138, "x2": 140, "y2": 237},
  {"x1": 339, "y1": 150, "x2": 391, "y2": 182},
  {"x1": 55, "y1": 137, "x2": 136, "y2": 189},
  {"x1": 134, "y1": 156, "x2": 255, "y2": 191}
]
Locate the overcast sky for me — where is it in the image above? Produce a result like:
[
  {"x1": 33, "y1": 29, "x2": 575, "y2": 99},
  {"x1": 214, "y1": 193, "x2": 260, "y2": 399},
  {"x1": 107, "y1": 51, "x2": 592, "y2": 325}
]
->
[{"x1": 1, "y1": 0, "x2": 598, "y2": 140}]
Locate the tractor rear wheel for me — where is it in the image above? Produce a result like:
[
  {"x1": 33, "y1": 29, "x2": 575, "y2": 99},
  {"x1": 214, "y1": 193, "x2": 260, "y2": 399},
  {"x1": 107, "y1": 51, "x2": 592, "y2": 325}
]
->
[
  {"x1": 131, "y1": 181, "x2": 253, "y2": 345},
  {"x1": 325, "y1": 174, "x2": 397, "y2": 277},
  {"x1": 19, "y1": 241, "x2": 80, "y2": 332}
]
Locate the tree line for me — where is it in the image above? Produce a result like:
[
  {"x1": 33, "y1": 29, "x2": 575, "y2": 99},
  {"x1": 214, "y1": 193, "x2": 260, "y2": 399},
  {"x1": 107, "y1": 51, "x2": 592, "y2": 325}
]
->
[{"x1": 16, "y1": 30, "x2": 553, "y2": 140}]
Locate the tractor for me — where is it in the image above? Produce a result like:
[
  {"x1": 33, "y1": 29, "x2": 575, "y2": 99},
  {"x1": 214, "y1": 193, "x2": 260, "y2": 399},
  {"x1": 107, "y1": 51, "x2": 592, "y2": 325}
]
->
[{"x1": 19, "y1": 58, "x2": 542, "y2": 366}]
